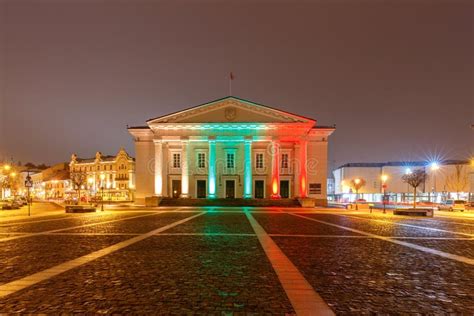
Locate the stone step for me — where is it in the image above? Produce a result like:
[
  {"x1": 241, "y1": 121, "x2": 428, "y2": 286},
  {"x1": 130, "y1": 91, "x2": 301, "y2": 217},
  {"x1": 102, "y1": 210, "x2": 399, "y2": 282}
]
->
[{"x1": 159, "y1": 198, "x2": 300, "y2": 207}]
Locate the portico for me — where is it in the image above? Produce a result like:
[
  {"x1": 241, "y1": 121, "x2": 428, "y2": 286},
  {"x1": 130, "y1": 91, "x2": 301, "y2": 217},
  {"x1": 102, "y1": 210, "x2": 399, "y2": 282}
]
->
[{"x1": 128, "y1": 96, "x2": 334, "y2": 205}]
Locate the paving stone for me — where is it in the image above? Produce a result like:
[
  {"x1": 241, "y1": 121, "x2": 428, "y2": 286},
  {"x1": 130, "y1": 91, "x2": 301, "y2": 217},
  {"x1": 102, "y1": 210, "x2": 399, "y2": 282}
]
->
[
  {"x1": 166, "y1": 212, "x2": 254, "y2": 234},
  {"x1": 273, "y1": 236, "x2": 474, "y2": 314},
  {"x1": 0, "y1": 236, "x2": 295, "y2": 314},
  {"x1": 253, "y1": 213, "x2": 361, "y2": 236},
  {"x1": 303, "y1": 213, "x2": 460, "y2": 237}
]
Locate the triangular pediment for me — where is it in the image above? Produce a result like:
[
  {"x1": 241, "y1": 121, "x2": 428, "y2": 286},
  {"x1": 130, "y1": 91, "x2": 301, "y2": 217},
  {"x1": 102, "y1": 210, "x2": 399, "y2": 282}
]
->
[{"x1": 147, "y1": 97, "x2": 315, "y2": 125}]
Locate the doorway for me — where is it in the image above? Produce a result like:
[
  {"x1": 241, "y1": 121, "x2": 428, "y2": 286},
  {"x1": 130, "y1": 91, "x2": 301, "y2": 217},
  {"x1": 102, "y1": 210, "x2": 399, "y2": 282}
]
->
[
  {"x1": 225, "y1": 180, "x2": 235, "y2": 199},
  {"x1": 280, "y1": 180, "x2": 290, "y2": 198},
  {"x1": 172, "y1": 180, "x2": 181, "y2": 198},
  {"x1": 255, "y1": 180, "x2": 264, "y2": 199},
  {"x1": 196, "y1": 180, "x2": 206, "y2": 198}
]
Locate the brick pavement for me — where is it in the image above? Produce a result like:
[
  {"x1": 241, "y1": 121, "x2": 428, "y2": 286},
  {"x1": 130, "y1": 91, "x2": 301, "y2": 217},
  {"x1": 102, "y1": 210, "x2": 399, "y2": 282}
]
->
[{"x1": 0, "y1": 207, "x2": 472, "y2": 314}]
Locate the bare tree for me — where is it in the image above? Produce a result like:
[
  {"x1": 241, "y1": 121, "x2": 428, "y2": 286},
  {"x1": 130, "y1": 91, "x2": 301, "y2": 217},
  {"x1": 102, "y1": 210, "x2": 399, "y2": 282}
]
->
[
  {"x1": 445, "y1": 165, "x2": 468, "y2": 199},
  {"x1": 402, "y1": 169, "x2": 428, "y2": 208},
  {"x1": 349, "y1": 178, "x2": 366, "y2": 210},
  {"x1": 70, "y1": 171, "x2": 87, "y2": 204}
]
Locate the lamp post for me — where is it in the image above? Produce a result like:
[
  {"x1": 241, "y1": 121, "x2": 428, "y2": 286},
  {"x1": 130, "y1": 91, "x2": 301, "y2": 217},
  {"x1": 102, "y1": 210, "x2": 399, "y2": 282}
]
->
[
  {"x1": 24, "y1": 171, "x2": 33, "y2": 216},
  {"x1": 100, "y1": 174, "x2": 105, "y2": 212},
  {"x1": 430, "y1": 162, "x2": 440, "y2": 202},
  {"x1": 354, "y1": 178, "x2": 361, "y2": 211},
  {"x1": 381, "y1": 174, "x2": 388, "y2": 214}
]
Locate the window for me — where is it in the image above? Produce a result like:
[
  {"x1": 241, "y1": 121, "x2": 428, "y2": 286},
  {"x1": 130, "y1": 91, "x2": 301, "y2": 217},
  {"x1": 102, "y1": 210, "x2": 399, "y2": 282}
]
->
[
  {"x1": 256, "y1": 153, "x2": 264, "y2": 169},
  {"x1": 281, "y1": 153, "x2": 289, "y2": 169},
  {"x1": 197, "y1": 152, "x2": 206, "y2": 168},
  {"x1": 226, "y1": 153, "x2": 235, "y2": 169},
  {"x1": 173, "y1": 153, "x2": 181, "y2": 168}
]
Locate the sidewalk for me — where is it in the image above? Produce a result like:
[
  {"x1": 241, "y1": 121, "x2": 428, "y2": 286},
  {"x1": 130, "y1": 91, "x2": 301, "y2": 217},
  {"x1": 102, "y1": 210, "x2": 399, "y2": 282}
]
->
[{"x1": 0, "y1": 202, "x2": 65, "y2": 222}]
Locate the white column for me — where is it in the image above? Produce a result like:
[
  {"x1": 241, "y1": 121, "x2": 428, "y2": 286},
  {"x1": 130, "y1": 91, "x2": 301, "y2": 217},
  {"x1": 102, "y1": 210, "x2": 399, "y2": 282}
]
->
[
  {"x1": 181, "y1": 139, "x2": 189, "y2": 198},
  {"x1": 243, "y1": 137, "x2": 253, "y2": 198},
  {"x1": 271, "y1": 139, "x2": 280, "y2": 198},
  {"x1": 299, "y1": 139, "x2": 308, "y2": 198},
  {"x1": 208, "y1": 137, "x2": 217, "y2": 198},
  {"x1": 294, "y1": 142, "x2": 301, "y2": 197},
  {"x1": 153, "y1": 140, "x2": 163, "y2": 196}
]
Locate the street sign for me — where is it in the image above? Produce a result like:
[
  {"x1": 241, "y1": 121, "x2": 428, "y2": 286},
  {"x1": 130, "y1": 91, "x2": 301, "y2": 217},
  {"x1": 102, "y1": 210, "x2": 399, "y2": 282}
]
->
[{"x1": 25, "y1": 180, "x2": 33, "y2": 188}]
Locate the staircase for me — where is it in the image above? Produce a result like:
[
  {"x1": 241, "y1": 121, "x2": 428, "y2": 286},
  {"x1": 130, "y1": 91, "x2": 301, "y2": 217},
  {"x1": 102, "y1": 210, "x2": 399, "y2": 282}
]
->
[{"x1": 159, "y1": 198, "x2": 301, "y2": 207}]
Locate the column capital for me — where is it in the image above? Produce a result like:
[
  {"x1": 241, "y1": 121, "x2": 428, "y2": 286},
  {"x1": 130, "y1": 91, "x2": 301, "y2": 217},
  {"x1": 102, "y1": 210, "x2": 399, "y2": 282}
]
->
[
  {"x1": 153, "y1": 138, "x2": 163, "y2": 144},
  {"x1": 208, "y1": 136, "x2": 216, "y2": 142},
  {"x1": 244, "y1": 136, "x2": 253, "y2": 142}
]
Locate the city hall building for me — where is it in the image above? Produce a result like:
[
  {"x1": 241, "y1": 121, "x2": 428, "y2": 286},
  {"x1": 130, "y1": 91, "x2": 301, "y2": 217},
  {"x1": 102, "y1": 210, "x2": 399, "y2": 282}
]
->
[{"x1": 128, "y1": 97, "x2": 334, "y2": 205}]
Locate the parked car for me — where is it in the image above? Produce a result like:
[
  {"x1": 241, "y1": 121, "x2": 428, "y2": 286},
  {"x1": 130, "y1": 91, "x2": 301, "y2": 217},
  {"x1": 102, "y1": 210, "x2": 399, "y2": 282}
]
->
[
  {"x1": 1, "y1": 200, "x2": 21, "y2": 210},
  {"x1": 14, "y1": 197, "x2": 27, "y2": 206},
  {"x1": 438, "y1": 200, "x2": 467, "y2": 212}
]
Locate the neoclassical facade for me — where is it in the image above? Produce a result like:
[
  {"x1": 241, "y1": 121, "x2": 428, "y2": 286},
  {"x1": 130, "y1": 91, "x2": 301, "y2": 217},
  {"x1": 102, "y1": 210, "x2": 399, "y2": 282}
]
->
[{"x1": 128, "y1": 97, "x2": 334, "y2": 205}]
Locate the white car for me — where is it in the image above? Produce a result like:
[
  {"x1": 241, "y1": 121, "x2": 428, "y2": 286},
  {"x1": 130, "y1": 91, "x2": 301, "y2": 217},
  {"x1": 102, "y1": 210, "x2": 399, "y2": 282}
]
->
[{"x1": 438, "y1": 200, "x2": 466, "y2": 212}]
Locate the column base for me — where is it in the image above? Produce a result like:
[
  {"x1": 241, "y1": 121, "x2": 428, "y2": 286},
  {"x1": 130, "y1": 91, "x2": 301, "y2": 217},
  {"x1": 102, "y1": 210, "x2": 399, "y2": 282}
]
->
[
  {"x1": 271, "y1": 194, "x2": 281, "y2": 199},
  {"x1": 243, "y1": 194, "x2": 252, "y2": 199},
  {"x1": 207, "y1": 194, "x2": 217, "y2": 199},
  {"x1": 180, "y1": 194, "x2": 190, "y2": 198}
]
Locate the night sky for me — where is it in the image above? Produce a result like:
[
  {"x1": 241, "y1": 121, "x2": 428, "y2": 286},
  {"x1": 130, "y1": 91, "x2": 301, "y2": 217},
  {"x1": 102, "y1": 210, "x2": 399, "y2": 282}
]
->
[{"x1": 0, "y1": 0, "x2": 472, "y2": 170}]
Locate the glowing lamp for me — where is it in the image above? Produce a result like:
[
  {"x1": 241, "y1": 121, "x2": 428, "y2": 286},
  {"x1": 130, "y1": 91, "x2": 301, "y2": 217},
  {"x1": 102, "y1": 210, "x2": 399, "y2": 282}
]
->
[
  {"x1": 405, "y1": 168, "x2": 412, "y2": 175},
  {"x1": 381, "y1": 175, "x2": 388, "y2": 182},
  {"x1": 430, "y1": 162, "x2": 440, "y2": 171},
  {"x1": 272, "y1": 179, "x2": 278, "y2": 195},
  {"x1": 300, "y1": 176, "x2": 306, "y2": 197},
  {"x1": 354, "y1": 178, "x2": 361, "y2": 185}
]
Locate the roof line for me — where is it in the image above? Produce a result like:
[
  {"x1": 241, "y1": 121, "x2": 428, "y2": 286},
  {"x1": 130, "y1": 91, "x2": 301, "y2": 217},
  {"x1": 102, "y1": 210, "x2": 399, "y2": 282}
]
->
[
  {"x1": 335, "y1": 159, "x2": 470, "y2": 170},
  {"x1": 145, "y1": 96, "x2": 317, "y2": 124}
]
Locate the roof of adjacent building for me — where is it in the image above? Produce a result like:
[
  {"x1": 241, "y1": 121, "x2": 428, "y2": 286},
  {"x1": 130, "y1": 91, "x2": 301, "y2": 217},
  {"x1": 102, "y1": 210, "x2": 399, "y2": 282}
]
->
[
  {"x1": 76, "y1": 155, "x2": 116, "y2": 163},
  {"x1": 72, "y1": 149, "x2": 135, "y2": 164},
  {"x1": 43, "y1": 170, "x2": 70, "y2": 182},
  {"x1": 336, "y1": 159, "x2": 470, "y2": 170}
]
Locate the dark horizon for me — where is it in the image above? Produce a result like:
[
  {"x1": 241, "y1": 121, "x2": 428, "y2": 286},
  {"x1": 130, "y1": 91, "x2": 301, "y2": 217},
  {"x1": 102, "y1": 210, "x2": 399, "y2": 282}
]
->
[{"x1": 1, "y1": 0, "x2": 472, "y2": 169}]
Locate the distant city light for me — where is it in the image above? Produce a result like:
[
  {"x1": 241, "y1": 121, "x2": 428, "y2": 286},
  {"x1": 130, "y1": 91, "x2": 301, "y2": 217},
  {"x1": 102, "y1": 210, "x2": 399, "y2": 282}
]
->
[{"x1": 405, "y1": 168, "x2": 412, "y2": 175}]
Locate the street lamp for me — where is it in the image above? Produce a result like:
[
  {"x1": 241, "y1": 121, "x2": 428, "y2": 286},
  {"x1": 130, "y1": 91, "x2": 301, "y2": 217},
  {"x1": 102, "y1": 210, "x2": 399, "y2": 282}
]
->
[
  {"x1": 430, "y1": 162, "x2": 440, "y2": 202},
  {"x1": 100, "y1": 174, "x2": 105, "y2": 212},
  {"x1": 381, "y1": 174, "x2": 388, "y2": 214},
  {"x1": 354, "y1": 178, "x2": 361, "y2": 211}
]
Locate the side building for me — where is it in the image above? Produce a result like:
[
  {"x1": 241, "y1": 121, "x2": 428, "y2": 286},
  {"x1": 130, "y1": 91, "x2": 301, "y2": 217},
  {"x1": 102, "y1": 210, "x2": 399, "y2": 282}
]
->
[
  {"x1": 333, "y1": 160, "x2": 474, "y2": 203},
  {"x1": 128, "y1": 96, "x2": 335, "y2": 205},
  {"x1": 69, "y1": 148, "x2": 136, "y2": 202}
]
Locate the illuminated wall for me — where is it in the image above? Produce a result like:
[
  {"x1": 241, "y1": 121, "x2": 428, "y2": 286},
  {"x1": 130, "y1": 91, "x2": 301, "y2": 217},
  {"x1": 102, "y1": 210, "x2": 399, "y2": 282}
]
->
[
  {"x1": 243, "y1": 139, "x2": 253, "y2": 198},
  {"x1": 208, "y1": 139, "x2": 217, "y2": 198}
]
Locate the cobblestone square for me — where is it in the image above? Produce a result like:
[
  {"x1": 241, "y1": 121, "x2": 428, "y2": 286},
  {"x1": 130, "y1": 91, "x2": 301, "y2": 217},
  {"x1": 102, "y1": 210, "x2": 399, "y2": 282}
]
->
[{"x1": 0, "y1": 207, "x2": 473, "y2": 314}]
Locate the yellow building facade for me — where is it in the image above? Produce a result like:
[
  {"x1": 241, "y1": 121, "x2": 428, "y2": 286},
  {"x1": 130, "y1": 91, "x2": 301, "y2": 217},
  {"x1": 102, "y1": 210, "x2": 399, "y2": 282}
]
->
[{"x1": 69, "y1": 148, "x2": 135, "y2": 202}]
